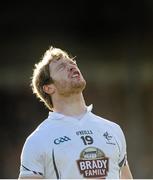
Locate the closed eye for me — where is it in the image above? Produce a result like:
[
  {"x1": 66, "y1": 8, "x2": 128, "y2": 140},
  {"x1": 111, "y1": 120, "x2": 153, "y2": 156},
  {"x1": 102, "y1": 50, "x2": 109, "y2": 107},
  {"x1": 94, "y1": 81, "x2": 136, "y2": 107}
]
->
[
  {"x1": 56, "y1": 59, "x2": 78, "y2": 72},
  {"x1": 56, "y1": 62, "x2": 66, "y2": 71}
]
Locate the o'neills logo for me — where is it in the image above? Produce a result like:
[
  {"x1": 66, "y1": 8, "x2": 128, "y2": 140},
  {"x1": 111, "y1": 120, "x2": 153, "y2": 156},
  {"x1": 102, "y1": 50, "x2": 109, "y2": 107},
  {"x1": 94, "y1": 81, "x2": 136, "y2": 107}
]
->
[{"x1": 77, "y1": 147, "x2": 109, "y2": 178}]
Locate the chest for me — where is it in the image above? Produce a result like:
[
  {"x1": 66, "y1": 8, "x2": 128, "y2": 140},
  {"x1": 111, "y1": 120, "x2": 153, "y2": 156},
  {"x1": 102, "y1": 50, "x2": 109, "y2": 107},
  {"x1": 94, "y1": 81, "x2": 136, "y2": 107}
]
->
[{"x1": 50, "y1": 123, "x2": 120, "y2": 167}]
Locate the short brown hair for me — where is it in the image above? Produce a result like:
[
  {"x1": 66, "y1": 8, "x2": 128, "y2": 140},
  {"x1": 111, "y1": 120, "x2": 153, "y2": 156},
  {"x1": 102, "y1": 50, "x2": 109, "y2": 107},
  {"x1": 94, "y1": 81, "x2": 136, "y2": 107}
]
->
[{"x1": 31, "y1": 46, "x2": 70, "y2": 110}]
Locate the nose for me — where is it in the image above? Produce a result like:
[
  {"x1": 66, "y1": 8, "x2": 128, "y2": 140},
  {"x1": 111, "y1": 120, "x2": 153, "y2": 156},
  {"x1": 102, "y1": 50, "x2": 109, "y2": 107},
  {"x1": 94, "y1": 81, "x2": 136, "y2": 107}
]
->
[
  {"x1": 69, "y1": 67, "x2": 74, "y2": 72},
  {"x1": 68, "y1": 64, "x2": 76, "y2": 72}
]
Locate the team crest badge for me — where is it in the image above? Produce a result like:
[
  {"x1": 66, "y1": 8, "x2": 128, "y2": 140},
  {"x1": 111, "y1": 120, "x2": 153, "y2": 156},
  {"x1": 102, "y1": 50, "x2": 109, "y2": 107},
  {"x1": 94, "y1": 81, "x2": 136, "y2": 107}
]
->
[{"x1": 77, "y1": 147, "x2": 109, "y2": 178}]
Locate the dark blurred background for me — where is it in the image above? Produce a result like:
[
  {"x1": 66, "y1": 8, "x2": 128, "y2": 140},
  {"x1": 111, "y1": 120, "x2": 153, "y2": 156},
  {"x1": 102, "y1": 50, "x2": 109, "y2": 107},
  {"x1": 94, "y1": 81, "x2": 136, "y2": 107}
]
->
[{"x1": 0, "y1": 0, "x2": 153, "y2": 178}]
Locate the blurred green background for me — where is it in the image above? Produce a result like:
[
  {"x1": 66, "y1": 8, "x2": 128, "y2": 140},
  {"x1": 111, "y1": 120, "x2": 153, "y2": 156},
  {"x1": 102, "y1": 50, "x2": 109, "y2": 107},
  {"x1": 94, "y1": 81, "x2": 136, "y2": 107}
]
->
[{"x1": 0, "y1": 1, "x2": 153, "y2": 178}]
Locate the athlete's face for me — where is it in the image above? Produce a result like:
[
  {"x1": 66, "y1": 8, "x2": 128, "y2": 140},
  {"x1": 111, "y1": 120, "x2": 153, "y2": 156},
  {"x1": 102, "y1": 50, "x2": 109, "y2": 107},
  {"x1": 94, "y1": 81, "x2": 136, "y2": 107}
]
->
[{"x1": 49, "y1": 57, "x2": 86, "y2": 96}]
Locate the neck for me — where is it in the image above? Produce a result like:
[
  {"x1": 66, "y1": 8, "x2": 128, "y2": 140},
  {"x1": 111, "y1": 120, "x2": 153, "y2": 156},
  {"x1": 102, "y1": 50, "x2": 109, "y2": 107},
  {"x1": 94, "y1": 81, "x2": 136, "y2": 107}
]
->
[{"x1": 52, "y1": 92, "x2": 87, "y2": 116}]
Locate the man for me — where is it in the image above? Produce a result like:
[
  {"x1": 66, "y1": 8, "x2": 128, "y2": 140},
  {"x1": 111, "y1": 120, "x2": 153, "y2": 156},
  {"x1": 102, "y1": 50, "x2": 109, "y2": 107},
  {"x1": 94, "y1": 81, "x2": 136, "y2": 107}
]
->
[{"x1": 19, "y1": 46, "x2": 133, "y2": 179}]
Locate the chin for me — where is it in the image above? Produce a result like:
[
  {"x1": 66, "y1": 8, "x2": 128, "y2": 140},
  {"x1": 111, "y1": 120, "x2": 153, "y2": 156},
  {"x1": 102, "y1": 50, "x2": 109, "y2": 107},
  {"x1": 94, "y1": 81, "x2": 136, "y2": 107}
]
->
[
  {"x1": 55, "y1": 79, "x2": 86, "y2": 96},
  {"x1": 72, "y1": 79, "x2": 86, "y2": 92}
]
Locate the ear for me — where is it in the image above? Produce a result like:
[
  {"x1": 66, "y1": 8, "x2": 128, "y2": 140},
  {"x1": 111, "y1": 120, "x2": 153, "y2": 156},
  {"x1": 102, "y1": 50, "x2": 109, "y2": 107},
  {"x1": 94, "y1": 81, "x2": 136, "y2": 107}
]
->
[{"x1": 43, "y1": 84, "x2": 55, "y2": 95}]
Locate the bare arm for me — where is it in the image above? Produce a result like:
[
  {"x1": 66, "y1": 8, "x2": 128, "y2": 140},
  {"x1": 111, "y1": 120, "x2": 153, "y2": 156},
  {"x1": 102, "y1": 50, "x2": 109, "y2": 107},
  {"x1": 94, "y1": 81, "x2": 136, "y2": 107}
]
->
[
  {"x1": 120, "y1": 163, "x2": 133, "y2": 179},
  {"x1": 18, "y1": 175, "x2": 43, "y2": 179}
]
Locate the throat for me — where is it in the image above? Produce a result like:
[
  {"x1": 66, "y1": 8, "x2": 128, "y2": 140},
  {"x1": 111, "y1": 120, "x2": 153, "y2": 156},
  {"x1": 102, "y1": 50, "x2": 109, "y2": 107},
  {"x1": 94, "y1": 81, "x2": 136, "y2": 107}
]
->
[{"x1": 52, "y1": 93, "x2": 87, "y2": 117}]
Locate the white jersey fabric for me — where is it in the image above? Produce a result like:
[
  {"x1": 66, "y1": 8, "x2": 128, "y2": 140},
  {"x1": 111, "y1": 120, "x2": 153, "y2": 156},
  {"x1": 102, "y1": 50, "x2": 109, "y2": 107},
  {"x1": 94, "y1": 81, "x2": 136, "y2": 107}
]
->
[{"x1": 19, "y1": 105, "x2": 127, "y2": 179}]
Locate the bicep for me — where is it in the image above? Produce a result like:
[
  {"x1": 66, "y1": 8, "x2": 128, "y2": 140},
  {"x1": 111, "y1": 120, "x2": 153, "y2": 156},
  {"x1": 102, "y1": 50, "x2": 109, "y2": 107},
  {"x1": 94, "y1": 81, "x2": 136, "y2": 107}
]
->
[
  {"x1": 19, "y1": 175, "x2": 43, "y2": 179},
  {"x1": 120, "y1": 163, "x2": 133, "y2": 179}
]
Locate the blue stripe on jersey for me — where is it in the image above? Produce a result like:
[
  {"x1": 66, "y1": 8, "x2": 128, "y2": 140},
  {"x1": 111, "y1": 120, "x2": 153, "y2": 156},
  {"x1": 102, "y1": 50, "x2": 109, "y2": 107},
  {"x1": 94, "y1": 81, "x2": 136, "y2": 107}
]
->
[
  {"x1": 52, "y1": 149, "x2": 60, "y2": 179},
  {"x1": 22, "y1": 164, "x2": 43, "y2": 176},
  {"x1": 118, "y1": 155, "x2": 127, "y2": 167}
]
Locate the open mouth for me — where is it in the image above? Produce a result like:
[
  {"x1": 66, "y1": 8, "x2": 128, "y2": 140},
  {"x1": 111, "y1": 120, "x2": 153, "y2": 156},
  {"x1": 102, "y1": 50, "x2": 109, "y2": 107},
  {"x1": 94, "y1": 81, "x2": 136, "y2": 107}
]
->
[{"x1": 71, "y1": 71, "x2": 80, "y2": 78}]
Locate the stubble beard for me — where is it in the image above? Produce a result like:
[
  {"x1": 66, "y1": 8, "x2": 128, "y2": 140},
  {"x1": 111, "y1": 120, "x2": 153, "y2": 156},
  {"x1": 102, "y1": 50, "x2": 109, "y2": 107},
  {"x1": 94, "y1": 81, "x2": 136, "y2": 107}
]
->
[{"x1": 55, "y1": 78, "x2": 86, "y2": 97}]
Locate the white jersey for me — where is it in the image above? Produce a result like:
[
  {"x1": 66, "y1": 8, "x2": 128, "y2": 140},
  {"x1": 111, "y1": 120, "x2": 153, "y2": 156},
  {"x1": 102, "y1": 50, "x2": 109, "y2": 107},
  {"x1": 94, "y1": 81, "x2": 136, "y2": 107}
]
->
[{"x1": 19, "y1": 105, "x2": 127, "y2": 179}]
